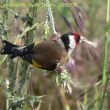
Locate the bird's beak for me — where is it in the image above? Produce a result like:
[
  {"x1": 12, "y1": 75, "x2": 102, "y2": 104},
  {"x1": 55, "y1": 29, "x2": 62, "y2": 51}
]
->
[{"x1": 80, "y1": 36, "x2": 97, "y2": 48}]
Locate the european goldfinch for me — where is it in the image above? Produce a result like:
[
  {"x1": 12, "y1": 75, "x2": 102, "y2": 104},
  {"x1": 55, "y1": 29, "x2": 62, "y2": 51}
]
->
[{"x1": 0, "y1": 32, "x2": 97, "y2": 71}]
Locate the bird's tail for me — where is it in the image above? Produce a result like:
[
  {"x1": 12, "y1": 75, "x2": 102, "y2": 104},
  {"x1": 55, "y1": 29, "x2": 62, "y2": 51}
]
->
[
  {"x1": 1, "y1": 40, "x2": 19, "y2": 58},
  {"x1": 1, "y1": 40, "x2": 34, "y2": 59}
]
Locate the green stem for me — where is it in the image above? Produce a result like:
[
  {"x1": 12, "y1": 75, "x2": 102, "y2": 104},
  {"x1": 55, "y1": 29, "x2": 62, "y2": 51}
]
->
[
  {"x1": 100, "y1": 0, "x2": 110, "y2": 109},
  {"x1": 102, "y1": 0, "x2": 109, "y2": 85},
  {"x1": 18, "y1": 0, "x2": 38, "y2": 95}
]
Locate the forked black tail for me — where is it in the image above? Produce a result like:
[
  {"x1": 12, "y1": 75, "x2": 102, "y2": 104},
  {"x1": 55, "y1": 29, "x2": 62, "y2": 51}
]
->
[{"x1": 1, "y1": 40, "x2": 34, "y2": 59}]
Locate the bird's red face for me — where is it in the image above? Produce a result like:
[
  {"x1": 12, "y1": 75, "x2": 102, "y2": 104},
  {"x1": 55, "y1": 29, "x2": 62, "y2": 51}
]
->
[
  {"x1": 73, "y1": 32, "x2": 81, "y2": 45},
  {"x1": 72, "y1": 32, "x2": 97, "y2": 47}
]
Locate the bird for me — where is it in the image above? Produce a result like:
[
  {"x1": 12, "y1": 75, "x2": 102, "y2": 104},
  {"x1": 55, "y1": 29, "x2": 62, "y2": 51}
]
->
[{"x1": 0, "y1": 32, "x2": 97, "y2": 71}]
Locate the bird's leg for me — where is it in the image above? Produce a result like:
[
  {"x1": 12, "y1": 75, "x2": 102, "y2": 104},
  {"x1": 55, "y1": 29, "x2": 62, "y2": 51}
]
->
[{"x1": 55, "y1": 63, "x2": 65, "y2": 73}]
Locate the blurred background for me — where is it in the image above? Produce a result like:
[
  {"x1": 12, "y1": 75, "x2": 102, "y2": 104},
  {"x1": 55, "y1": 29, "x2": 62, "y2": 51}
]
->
[{"x1": 0, "y1": 0, "x2": 110, "y2": 110}]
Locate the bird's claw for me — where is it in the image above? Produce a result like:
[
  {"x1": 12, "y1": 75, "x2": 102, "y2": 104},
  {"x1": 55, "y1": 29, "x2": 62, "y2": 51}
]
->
[{"x1": 55, "y1": 66, "x2": 65, "y2": 73}]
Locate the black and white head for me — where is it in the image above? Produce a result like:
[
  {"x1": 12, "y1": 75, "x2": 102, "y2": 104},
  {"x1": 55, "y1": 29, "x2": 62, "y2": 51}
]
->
[{"x1": 61, "y1": 32, "x2": 97, "y2": 52}]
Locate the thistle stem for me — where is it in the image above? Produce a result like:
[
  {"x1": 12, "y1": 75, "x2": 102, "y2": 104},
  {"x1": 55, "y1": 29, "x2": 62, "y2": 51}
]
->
[{"x1": 46, "y1": 0, "x2": 57, "y2": 35}]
